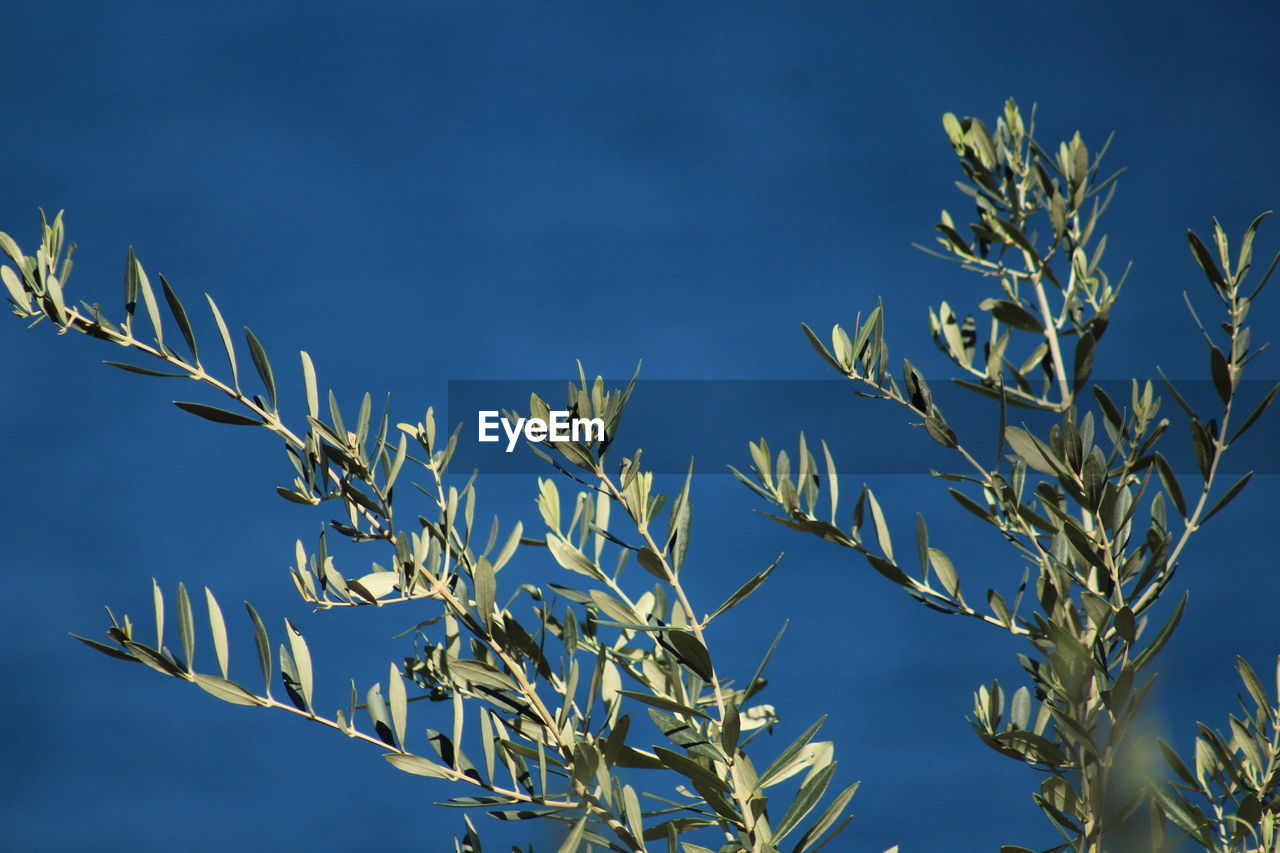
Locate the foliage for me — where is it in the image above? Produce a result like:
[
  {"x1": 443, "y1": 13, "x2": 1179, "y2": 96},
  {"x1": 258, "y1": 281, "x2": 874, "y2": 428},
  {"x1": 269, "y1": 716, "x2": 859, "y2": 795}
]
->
[
  {"x1": 2, "y1": 230, "x2": 862, "y2": 852},
  {"x1": 734, "y1": 100, "x2": 1280, "y2": 852},
  {"x1": 3, "y1": 99, "x2": 1277, "y2": 852}
]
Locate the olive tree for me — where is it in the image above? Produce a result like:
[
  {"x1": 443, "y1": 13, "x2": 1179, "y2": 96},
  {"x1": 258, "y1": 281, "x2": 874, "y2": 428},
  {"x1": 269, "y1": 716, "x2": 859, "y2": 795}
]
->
[{"x1": 3, "y1": 99, "x2": 1276, "y2": 852}]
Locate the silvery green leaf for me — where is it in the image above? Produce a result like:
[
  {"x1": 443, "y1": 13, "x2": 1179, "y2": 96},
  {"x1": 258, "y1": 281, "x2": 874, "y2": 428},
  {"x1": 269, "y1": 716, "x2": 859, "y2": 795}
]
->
[
  {"x1": 194, "y1": 674, "x2": 260, "y2": 707},
  {"x1": 284, "y1": 619, "x2": 313, "y2": 711},
  {"x1": 243, "y1": 326, "x2": 276, "y2": 412},
  {"x1": 388, "y1": 662, "x2": 407, "y2": 751},
  {"x1": 205, "y1": 293, "x2": 238, "y2": 389},
  {"x1": 204, "y1": 587, "x2": 229, "y2": 679}
]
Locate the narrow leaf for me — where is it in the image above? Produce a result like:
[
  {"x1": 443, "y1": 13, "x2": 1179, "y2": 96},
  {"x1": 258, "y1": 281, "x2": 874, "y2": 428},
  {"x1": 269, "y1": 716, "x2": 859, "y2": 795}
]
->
[
  {"x1": 1231, "y1": 382, "x2": 1280, "y2": 442},
  {"x1": 205, "y1": 587, "x2": 229, "y2": 679},
  {"x1": 206, "y1": 294, "x2": 238, "y2": 389},
  {"x1": 132, "y1": 251, "x2": 164, "y2": 347},
  {"x1": 71, "y1": 633, "x2": 137, "y2": 662},
  {"x1": 300, "y1": 351, "x2": 319, "y2": 419},
  {"x1": 473, "y1": 557, "x2": 497, "y2": 631},
  {"x1": 388, "y1": 662, "x2": 407, "y2": 750},
  {"x1": 711, "y1": 555, "x2": 781, "y2": 619},
  {"x1": 1200, "y1": 471, "x2": 1253, "y2": 524},
  {"x1": 243, "y1": 327, "x2": 276, "y2": 411},
  {"x1": 174, "y1": 401, "x2": 262, "y2": 426},
  {"x1": 245, "y1": 602, "x2": 271, "y2": 696},
  {"x1": 103, "y1": 361, "x2": 188, "y2": 378},
  {"x1": 1134, "y1": 594, "x2": 1188, "y2": 672},
  {"x1": 285, "y1": 618, "x2": 313, "y2": 711},
  {"x1": 665, "y1": 631, "x2": 714, "y2": 681},
  {"x1": 383, "y1": 752, "x2": 453, "y2": 779},
  {"x1": 160, "y1": 274, "x2": 198, "y2": 363},
  {"x1": 194, "y1": 674, "x2": 261, "y2": 706},
  {"x1": 176, "y1": 582, "x2": 195, "y2": 672}
]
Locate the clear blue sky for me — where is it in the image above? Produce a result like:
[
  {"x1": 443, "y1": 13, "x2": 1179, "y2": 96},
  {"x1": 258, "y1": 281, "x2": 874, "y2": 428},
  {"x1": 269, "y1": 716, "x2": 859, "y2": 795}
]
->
[{"x1": 1, "y1": 3, "x2": 1278, "y2": 851}]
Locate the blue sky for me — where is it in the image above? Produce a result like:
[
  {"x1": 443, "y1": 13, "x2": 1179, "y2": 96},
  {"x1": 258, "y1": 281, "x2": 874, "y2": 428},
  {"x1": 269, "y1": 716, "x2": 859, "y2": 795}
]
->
[{"x1": 1, "y1": 3, "x2": 1278, "y2": 851}]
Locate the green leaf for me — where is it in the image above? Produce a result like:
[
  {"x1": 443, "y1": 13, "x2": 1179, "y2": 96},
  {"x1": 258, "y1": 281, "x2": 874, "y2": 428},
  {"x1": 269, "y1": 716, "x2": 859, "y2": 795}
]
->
[
  {"x1": 821, "y1": 440, "x2": 839, "y2": 524},
  {"x1": 654, "y1": 747, "x2": 730, "y2": 793},
  {"x1": 556, "y1": 815, "x2": 588, "y2": 853},
  {"x1": 103, "y1": 361, "x2": 188, "y2": 378},
  {"x1": 1073, "y1": 330, "x2": 1096, "y2": 389},
  {"x1": 987, "y1": 589, "x2": 1011, "y2": 627},
  {"x1": 1004, "y1": 427, "x2": 1058, "y2": 475},
  {"x1": 176, "y1": 582, "x2": 195, "y2": 672},
  {"x1": 866, "y1": 488, "x2": 893, "y2": 562},
  {"x1": 245, "y1": 602, "x2": 271, "y2": 696},
  {"x1": 284, "y1": 618, "x2": 313, "y2": 711},
  {"x1": 1187, "y1": 229, "x2": 1226, "y2": 292},
  {"x1": 1157, "y1": 738, "x2": 1197, "y2": 787},
  {"x1": 637, "y1": 547, "x2": 667, "y2": 580},
  {"x1": 243, "y1": 327, "x2": 276, "y2": 412},
  {"x1": 122, "y1": 247, "x2": 138, "y2": 331},
  {"x1": 1115, "y1": 606, "x2": 1136, "y2": 644},
  {"x1": 1231, "y1": 381, "x2": 1280, "y2": 442},
  {"x1": 928, "y1": 547, "x2": 960, "y2": 599},
  {"x1": 160, "y1": 274, "x2": 198, "y2": 363},
  {"x1": 1189, "y1": 418, "x2": 1215, "y2": 481},
  {"x1": 1209, "y1": 345, "x2": 1232, "y2": 405},
  {"x1": 152, "y1": 577, "x2": 165, "y2": 650},
  {"x1": 174, "y1": 401, "x2": 263, "y2": 426},
  {"x1": 194, "y1": 674, "x2": 261, "y2": 706},
  {"x1": 1, "y1": 264, "x2": 30, "y2": 310},
  {"x1": 1010, "y1": 686, "x2": 1031, "y2": 731},
  {"x1": 473, "y1": 556, "x2": 496, "y2": 631},
  {"x1": 948, "y1": 488, "x2": 994, "y2": 524},
  {"x1": 992, "y1": 218, "x2": 1040, "y2": 261},
  {"x1": 667, "y1": 460, "x2": 693, "y2": 573},
  {"x1": 864, "y1": 554, "x2": 911, "y2": 587},
  {"x1": 205, "y1": 587, "x2": 229, "y2": 679},
  {"x1": 349, "y1": 571, "x2": 398, "y2": 602},
  {"x1": 478, "y1": 709, "x2": 496, "y2": 783},
  {"x1": 449, "y1": 660, "x2": 518, "y2": 693},
  {"x1": 131, "y1": 249, "x2": 164, "y2": 347},
  {"x1": 546, "y1": 534, "x2": 602, "y2": 580},
  {"x1": 492, "y1": 521, "x2": 522, "y2": 571},
  {"x1": 300, "y1": 351, "x2": 319, "y2": 419},
  {"x1": 589, "y1": 589, "x2": 638, "y2": 625},
  {"x1": 1200, "y1": 471, "x2": 1253, "y2": 524},
  {"x1": 980, "y1": 298, "x2": 1043, "y2": 333},
  {"x1": 792, "y1": 781, "x2": 859, "y2": 853},
  {"x1": 801, "y1": 323, "x2": 845, "y2": 372},
  {"x1": 71, "y1": 633, "x2": 137, "y2": 662},
  {"x1": 365, "y1": 683, "x2": 395, "y2": 745},
  {"x1": 760, "y1": 717, "x2": 826, "y2": 787},
  {"x1": 665, "y1": 631, "x2": 714, "y2": 681},
  {"x1": 1151, "y1": 784, "x2": 1210, "y2": 844},
  {"x1": 1133, "y1": 594, "x2": 1188, "y2": 672},
  {"x1": 206, "y1": 294, "x2": 239, "y2": 389},
  {"x1": 615, "y1": 690, "x2": 709, "y2": 720},
  {"x1": 710, "y1": 555, "x2": 781, "y2": 620},
  {"x1": 383, "y1": 752, "x2": 453, "y2": 779},
  {"x1": 774, "y1": 762, "x2": 836, "y2": 840},
  {"x1": 1236, "y1": 656, "x2": 1271, "y2": 716},
  {"x1": 122, "y1": 640, "x2": 183, "y2": 677},
  {"x1": 622, "y1": 784, "x2": 644, "y2": 846},
  {"x1": 1153, "y1": 453, "x2": 1186, "y2": 518},
  {"x1": 993, "y1": 729, "x2": 1067, "y2": 766},
  {"x1": 923, "y1": 411, "x2": 958, "y2": 448},
  {"x1": 388, "y1": 662, "x2": 407, "y2": 750},
  {"x1": 1237, "y1": 210, "x2": 1271, "y2": 278},
  {"x1": 0, "y1": 231, "x2": 24, "y2": 267}
]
